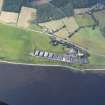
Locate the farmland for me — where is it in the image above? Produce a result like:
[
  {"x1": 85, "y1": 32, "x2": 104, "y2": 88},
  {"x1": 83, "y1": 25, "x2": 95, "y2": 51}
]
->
[
  {"x1": 89, "y1": 54, "x2": 105, "y2": 65},
  {"x1": 75, "y1": 14, "x2": 95, "y2": 26},
  {"x1": 37, "y1": 8, "x2": 105, "y2": 66},
  {"x1": 93, "y1": 9, "x2": 105, "y2": 29},
  {"x1": 69, "y1": 27, "x2": 105, "y2": 65},
  {"x1": 0, "y1": 11, "x2": 18, "y2": 24},
  {"x1": 70, "y1": 27, "x2": 105, "y2": 54},
  {"x1": 39, "y1": 19, "x2": 64, "y2": 32},
  {"x1": 62, "y1": 17, "x2": 79, "y2": 33},
  {"x1": 17, "y1": 7, "x2": 37, "y2": 28},
  {"x1": 39, "y1": 16, "x2": 79, "y2": 39},
  {"x1": 1, "y1": 0, "x2": 105, "y2": 68}
]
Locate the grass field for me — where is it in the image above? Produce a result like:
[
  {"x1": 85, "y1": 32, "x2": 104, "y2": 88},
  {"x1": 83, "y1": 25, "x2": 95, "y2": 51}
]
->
[
  {"x1": 69, "y1": 27, "x2": 105, "y2": 65},
  {"x1": 0, "y1": 23, "x2": 66, "y2": 63},
  {"x1": 70, "y1": 27, "x2": 105, "y2": 54},
  {"x1": 75, "y1": 14, "x2": 95, "y2": 26},
  {"x1": 93, "y1": 9, "x2": 105, "y2": 29},
  {"x1": 89, "y1": 54, "x2": 105, "y2": 65}
]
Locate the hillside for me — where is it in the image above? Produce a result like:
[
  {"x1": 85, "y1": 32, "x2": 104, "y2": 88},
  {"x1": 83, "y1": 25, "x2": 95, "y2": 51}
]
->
[
  {"x1": 3, "y1": 0, "x2": 103, "y2": 12},
  {"x1": 51, "y1": 0, "x2": 98, "y2": 8}
]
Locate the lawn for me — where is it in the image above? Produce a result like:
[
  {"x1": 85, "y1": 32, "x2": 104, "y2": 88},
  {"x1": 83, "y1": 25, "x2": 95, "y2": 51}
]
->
[
  {"x1": 0, "y1": 23, "x2": 66, "y2": 63},
  {"x1": 75, "y1": 14, "x2": 95, "y2": 26}
]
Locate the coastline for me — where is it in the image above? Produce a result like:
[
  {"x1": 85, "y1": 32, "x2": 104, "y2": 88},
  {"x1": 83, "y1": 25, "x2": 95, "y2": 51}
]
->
[
  {"x1": 0, "y1": 60, "x2": 105, "y2": 72},
  {"x1": 0, "y1": 60, "x2": 79, "y2": 71}
]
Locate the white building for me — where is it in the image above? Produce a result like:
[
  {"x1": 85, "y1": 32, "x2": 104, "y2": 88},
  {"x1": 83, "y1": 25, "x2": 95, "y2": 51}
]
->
[{"x1": 44, "y1": 52, "x2": 49, "y2": 57}]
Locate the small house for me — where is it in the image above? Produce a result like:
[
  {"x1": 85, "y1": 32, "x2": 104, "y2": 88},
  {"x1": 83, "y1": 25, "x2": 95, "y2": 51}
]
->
[
  {"x1": 44, "y1": 52, "x2": 49, "y2": 57},
  {"x1": 39, "y1": 51, "x2": 44, "y2": 57},
  {"x1": 48, "y1": 53, "x2": 54, "y2": 58},
  {"x1": 35, "y1": 50, "x2": 40, "y2": 56}
]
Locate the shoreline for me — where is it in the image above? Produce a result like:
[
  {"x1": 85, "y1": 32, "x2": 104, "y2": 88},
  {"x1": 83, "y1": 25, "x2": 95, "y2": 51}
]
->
[
  {"x1": 0, "y1": 60, "x2": 105, "y2": 72},
  {"x1": 0, "y1": 60, "x2": 79, "y2": 71}
]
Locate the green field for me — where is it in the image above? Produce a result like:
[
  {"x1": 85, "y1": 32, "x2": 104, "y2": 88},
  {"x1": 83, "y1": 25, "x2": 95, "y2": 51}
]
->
[
  {"x1": 89, "y1": 54, "x2": 105, "y2": 65},
  {"x1": 93, "y1": 9, "x2": 105, "y2": 29},
  {"x1": 75, "y1": 14, "x2": 95, "y2": 26},
  {"x1": 72, "y1": 10, "x2": 105, "y2": 66},
  {"x1": 70, "y1": 27, "x2": 105, "y2": 65},
  {"x1": 0, "y1": 23, "x2": 66, "y2": 63}
]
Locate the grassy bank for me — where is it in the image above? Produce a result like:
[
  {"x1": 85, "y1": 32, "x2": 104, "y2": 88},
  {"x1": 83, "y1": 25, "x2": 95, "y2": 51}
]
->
[{"x1": 0, "y1": 23, "x2": 66, "y2": 63}]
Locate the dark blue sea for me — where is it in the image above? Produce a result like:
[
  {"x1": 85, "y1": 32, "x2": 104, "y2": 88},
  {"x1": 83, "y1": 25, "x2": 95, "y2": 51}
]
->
[{"x1": 0, "y1": 63, "x2": 105, "y2": 105}]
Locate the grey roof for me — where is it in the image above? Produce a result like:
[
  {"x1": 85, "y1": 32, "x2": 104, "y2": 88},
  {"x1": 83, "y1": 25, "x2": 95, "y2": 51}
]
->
[
  {"x1": 53, "y1": 54, "x2": 58, "y2": 60},
  {"x1": 44, "y1": 52, "x2": 49, "y2": 57},
  {"x1": 35, "y1": 50, "x2": 40, "y2": 56},
  {"x1": 48, "y1": 53, "x2": 54, "y2": 58},
  {"x1": 39, "y1": 51, "x2": 44, "y2": 57},
  {"x1": 57, "y1": 55, "x2": 63, "y2": 61}
]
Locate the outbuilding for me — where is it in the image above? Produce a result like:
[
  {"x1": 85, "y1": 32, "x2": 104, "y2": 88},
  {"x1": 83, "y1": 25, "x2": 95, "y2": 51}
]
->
[
  {"x1": 39, "y1": 51, "x2": 44, "y2": 57},
  {"x1": 35, "y1": 50, "x2": 40, "y2": 56},
  {"x1": 48, "y1": 53, "x2": 54, "y2": 58},
  {"x1": 44, "y1": 52, "x2": 49, "y2": 57}
]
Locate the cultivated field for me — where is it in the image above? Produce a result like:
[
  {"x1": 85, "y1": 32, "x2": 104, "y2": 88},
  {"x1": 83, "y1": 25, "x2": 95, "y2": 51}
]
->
[
  {"x1": 62, "y1": 16, "x2": 79, "y2": 33},
  {"x1": 17, "y1": 6, "x2": 37, "y2": 28},
  {"x1": 39, "y1": 19, "x2": 64, "y2": 32},
  {"x1": 55, "y1": 28, "x2": 69, "y2": 39},
  {"x1": 0, "y1": 11, "x2": 18, "y2": 24},
  {"x1": 39, "y1": 16, "x2": 79, "y2": 39}
]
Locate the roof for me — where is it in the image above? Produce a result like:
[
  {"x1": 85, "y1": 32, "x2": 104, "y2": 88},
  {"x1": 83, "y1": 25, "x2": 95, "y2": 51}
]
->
[
  {"x1": 39, "y1": 51, "x2": 44, "y2": 57},
  {"x1": 35, "y1": 50, "x2": 40, "y2": 56},
  {"x1": 44, "y1": 52, "x2": 49, "y2": 57},
  {"x1": 48, "y1": 53, "x2": 54, "y2": 58}
]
